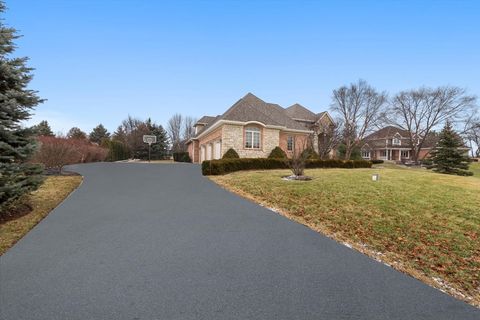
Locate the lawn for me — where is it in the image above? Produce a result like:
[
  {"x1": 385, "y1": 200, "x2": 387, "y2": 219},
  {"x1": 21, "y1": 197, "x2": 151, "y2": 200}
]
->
[
  {"x1": 470, "y1": 162, "x2": 480, "y2": 178},
  {"x1": 210, "y1": 167, "x2": 480, "y2": 306},
  {"x1": 0, "y1": 175, "x2": 82, "y2": 255}
]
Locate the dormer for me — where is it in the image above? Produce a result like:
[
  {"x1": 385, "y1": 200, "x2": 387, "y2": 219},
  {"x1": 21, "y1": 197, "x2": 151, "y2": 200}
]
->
[
  {"x1": 194, "y1": 116, "x2": 216, "y2": 135},
  {"x1": 392, "y1": 132, "x2": 402, "y2": 146}
]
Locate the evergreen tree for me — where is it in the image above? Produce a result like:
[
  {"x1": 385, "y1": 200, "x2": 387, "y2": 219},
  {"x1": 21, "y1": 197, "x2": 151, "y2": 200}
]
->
[
  {"x1": 146, "y1": 118, "x2": 169, "y2": 160},
  {"x1": 32, "y1": 120, "x2": 54, "y2": 136},
  {"x1": 67, "y1": 127, "x2": 87, "y2": 140},
  {"x1": 430, "y1": 122, "x2": 472, "y2": 176},
  {"x1": 89, "y1": 124, "x2": 110, "y2": 144},
  {"x1": 0, "y1": 2, "x2": 44, "y2": 212}
]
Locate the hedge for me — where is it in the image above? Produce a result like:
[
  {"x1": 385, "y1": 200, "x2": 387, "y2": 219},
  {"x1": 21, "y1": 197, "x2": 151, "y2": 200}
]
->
[
  {"x1": 202, "y1": 158, "x2": 372, "y2": 175},
  {"x1": 173, "y1": 152, "x2": 191, "y2": 162}
]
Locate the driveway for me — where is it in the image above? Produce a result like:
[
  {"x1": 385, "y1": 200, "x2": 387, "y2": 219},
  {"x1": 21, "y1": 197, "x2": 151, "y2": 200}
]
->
[{"x1": 1, "y1": 163, "x2": 478, "y2": 319}]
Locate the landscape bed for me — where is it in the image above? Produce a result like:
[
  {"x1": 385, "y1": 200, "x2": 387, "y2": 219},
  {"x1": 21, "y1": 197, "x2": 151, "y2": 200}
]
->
[
  {"x1": 210, "y1": 166, "x2": 480, "y2": 307},
  {"x1": 0, "y1": 175, "x2": 83, "y2": 255}
]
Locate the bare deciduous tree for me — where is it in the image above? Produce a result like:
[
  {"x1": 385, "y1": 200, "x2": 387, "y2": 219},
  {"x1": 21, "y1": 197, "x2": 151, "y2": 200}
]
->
[
  {"x1": 183, "y1": 116, "x2": 197, "y2": 142},
  {"x1": 167, "y1": 113, "x2": 183, "y2": 152},
  {"x1": 331, "y1": 80, "x2": 387, "y2": 160},
  {"x1": 286, "y1": 135, "x2": 311, "y2": 177},
  {"x1": 463, "y1": 115, "x2": 480, "y2": 157},
  {"x1": 389, "y1": 86, "x2": 477, "y2": 163},
  {"x1": 311, "y1": 120, "x2": 341, "y2": 160}
]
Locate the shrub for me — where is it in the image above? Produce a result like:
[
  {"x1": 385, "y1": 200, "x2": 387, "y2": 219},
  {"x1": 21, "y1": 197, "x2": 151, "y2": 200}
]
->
[
  {"x1": 301, "y1": 148, "x2": 319, "y2": 160},
  {"x1": 33, "y1": 136, "x2": 108, "y2": 173},
  {"x1": 173, "y1": 152, "x2": 191, "y2": 162},
  {"x1": 371, "y1": 160, "x2": 384, "y2": 164},
  {"x1": 202, "y1": 158, "x2": 372, "y2": 175},
  {"x1": 103, "y1": 140, "x2": 130, "y2": 161},
  {"x1": 181, "y1": 153, "x2": 192, "y2": 163},
  {"x1": 222, "y1": 148, "x2": 239, "y2": 159},
  {"x1": 268, "y1": 146, "x2": 287, "y2": 159}
]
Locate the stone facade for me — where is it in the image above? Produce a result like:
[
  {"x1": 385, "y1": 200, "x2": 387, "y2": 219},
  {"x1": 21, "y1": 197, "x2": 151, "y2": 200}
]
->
[{"x1": 221, "y1": 124, "x2": 280, "y2": 158}]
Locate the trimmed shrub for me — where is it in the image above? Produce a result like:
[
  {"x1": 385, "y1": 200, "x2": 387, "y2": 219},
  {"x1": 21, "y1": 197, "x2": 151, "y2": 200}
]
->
[
  {"x1": 371, "y1": 160, "x2": 384, "y2": 164},
  {"x1": 222, "y1": 148, "x2": 240, "y2": 159},
  {"x1": 301, "y1": 148, "x2": 319, "y2": 160},
  {"x1": 173, "y1": 152, "x2": 191, "y2": 162},
  {"x1": 103, "y1": 140, "x2": 130, "y2": 162},
  {"x1": 181, "y1": 153, "x2": 191, "y2": 163},
  {"x1": 202, "y1": 158, "x2": 372, "y2": 175},
  {"x1": 268, "y1": 146, "x2": 287, "y2": 159}
]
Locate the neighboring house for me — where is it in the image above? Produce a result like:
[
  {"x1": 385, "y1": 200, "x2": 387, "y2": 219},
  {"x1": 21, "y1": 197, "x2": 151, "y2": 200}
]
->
[
  {"x1": 360, "y1": 126, "x2": 438, "y2": 162},
  {"x1": 187, "y1": 93, "x2": 334, "y2": 163}
]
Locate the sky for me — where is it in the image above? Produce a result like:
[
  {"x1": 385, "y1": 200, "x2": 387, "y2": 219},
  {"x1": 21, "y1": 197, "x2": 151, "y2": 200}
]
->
[{"x1": 5, "y1": 0, "x2": 480, "y2": 134}]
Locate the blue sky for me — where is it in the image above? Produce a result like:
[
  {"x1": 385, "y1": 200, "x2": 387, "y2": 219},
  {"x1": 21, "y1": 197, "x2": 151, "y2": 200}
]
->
[{"x1": 6, "y1": 0, "x2": 480, "y2": 134}]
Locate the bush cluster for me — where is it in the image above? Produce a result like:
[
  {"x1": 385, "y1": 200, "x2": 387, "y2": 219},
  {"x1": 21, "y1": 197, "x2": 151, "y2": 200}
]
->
[
  {"x1": 371, "y1": 159, "x2": 384, "y2": 164},
  {"x1": 173, "y1": 152, "x2": 191, "y2": 162},
  {"x1": 202, "y1": 158, "x2": 372, "y2": 175}
]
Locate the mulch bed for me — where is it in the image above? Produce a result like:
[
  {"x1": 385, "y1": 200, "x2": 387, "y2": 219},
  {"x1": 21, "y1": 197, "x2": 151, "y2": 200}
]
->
[{"x1": 0, "y1": 202, "x2": 33, "y2": 224}]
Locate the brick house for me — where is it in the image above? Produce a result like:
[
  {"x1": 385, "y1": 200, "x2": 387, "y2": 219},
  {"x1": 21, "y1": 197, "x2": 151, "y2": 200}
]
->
[
  {"x1": 359, "y1": 126, "x2": 438, "y2": 162},
  {"x1": 186, "y1": 93, "x2": 334, "y2": 163}
]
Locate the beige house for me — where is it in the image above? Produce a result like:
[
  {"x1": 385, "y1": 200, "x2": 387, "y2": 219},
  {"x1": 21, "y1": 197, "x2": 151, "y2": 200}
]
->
[{"x1": 186, "y1": 93, "x2": 334, "y2": 163}]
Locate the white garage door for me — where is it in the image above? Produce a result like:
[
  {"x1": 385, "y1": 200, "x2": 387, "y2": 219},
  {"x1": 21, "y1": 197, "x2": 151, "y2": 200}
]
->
[
  {"x1": 200, "y1": 146, "x2": 205, "y2": 162},
  {"x1": 214, "y1": 141, "x2": 221, "y2": 160},
  {"x1": 206, "y1": 144, "x2": 212, "y2": 160}
]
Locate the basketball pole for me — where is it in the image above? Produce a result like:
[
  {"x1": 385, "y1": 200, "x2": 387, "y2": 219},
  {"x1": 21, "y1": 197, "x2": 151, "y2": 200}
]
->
[{"x1": 148, "y1": 143, "x2": 151, "y2": 163}]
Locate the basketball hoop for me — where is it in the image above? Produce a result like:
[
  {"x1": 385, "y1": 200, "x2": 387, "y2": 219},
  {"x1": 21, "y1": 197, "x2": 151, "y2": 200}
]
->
[{"x1": 143, "y1": 135, "x2": 157, "y2": 162}]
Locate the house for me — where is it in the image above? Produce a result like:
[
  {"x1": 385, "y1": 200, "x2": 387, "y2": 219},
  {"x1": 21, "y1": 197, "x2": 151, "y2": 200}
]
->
[
  {"x1": 186, "y1": 93, "x2": 334, "y2": 163},
  {"x1": 359, "y1": 126, "x2": 438, "y2": 162}
]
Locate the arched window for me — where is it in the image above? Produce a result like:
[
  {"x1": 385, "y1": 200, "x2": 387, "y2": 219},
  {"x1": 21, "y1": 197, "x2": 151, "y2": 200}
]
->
[{"x1": 245, "y1": 127, "x2": 261, "y2": 149}]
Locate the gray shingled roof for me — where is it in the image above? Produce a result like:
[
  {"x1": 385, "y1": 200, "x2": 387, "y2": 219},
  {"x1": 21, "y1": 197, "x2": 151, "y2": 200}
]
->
[
  {"x1": 194, "y1": 93, "x2": 312, "y2": 138},
  {"x1": 362, "y1": 126, "x2": 440, "y2": 149},
  {"x1": 285, "y1": 103, "x2": 317, "y2": 122},
  {"x1": 196, "y1": 116, "x2": 216, "y2": 125}
]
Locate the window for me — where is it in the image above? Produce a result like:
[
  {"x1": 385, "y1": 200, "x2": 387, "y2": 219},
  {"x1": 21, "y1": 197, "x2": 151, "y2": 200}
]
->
[
  {"x1": 245, "y1": 127, "x2": 261, "y2": 149},
  {"x1": 392, "y1": 137, "x2": 401, "y2": 146},
  {"x1": 380, "y1": 150, "x2": 387, "y2": 157},
  {"x1": 401, "y1": 150, "x2": 410, "y2": 158},
  {"x1": 361, "y1": 150, "x2": 370, "y2": 159},
  {"x1": 287, "y1": 136, "x2": 294, "y2": 151}
]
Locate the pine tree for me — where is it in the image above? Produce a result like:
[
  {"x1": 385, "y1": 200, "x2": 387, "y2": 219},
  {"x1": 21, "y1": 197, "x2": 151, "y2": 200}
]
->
[
  {"x1": 89, "y1": 124, "x2": 110, "y2": 144},
  {"x1": 0, "y1": 2, "x2": 44, "y2": 212},
  {"x1": 32, "y1": 120, "x2": 54, "y2": 136},
  {"x1": 430, "y1": 122, "x2": 472, "y2": 176},
  {"x1": 146, "y1": 118, "x2": 169, "y2": 160},
  {"x1": 67, "y1": 127, "x2": 87, "y2": 140}
]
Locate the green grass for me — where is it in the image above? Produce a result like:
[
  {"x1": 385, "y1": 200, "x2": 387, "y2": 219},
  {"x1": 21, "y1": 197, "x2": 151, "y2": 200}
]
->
[
  {"x1": 470, "y1": 162, "x2": 480, "y2": 178},
  {"x1": 211, "y1": 167, "x2": 480, "y2": 306},
  {"x1": 0, "y1": 175, "x2": 82, "y2": 255}
]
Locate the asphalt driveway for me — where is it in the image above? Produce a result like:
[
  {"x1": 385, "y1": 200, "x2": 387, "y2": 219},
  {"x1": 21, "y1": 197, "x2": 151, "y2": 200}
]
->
[{"x1": 1, "y1": 163, "x2": 478, "y2": 319}]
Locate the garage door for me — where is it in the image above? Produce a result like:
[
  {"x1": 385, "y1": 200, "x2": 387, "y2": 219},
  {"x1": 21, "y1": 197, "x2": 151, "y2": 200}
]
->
[
  {"x1": 206, "y1": 144, "x2": 212, "y2": 160},
  {"x1": 214, "y1": 141, "x2": 221, "y2": 159}
]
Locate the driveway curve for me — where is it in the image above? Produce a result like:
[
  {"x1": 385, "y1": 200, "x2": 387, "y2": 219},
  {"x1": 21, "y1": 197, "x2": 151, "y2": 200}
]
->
[{"x1": 1, "y1": 163, "x2": 478, "y2": 319}]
